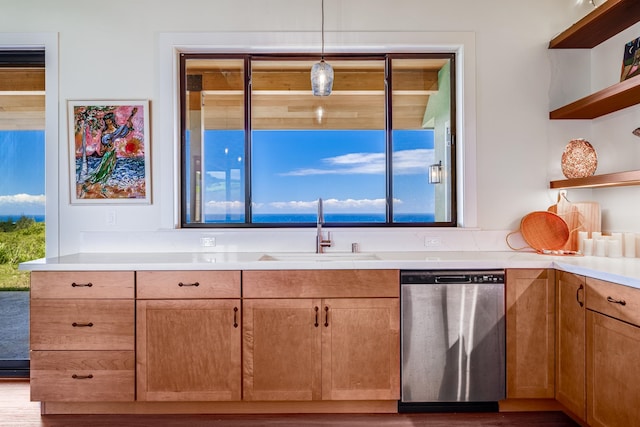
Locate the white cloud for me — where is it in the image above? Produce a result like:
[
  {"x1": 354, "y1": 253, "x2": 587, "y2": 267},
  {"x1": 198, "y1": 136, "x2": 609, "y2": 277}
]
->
[
  {"x1": 0, "y1": 193, "x2": 45, "y2": 215},
  {"x1": 281, "y1": 149, "x2": 433, "y2": 176},
  {"x1": 259, "y1": 197, "x2": 394, "y2": 213},
  {"x1": 204, "y1": 200, "x2": 244, "y2": 214}
]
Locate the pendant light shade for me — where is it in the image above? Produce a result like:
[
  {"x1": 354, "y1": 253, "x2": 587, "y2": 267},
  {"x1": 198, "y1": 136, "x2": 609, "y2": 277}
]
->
[
  {"x1": 311, "y1": 0, "x2": 333, "y2": 96},
  {"x1": 311, "y1": 60, "x2": 334, "y2": 96}
]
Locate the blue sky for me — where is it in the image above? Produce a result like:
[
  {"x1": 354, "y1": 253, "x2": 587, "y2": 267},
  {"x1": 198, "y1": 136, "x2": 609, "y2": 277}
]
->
[
  {"x1": 0, "y1": 131, "x2": 45, "y2": 217},
  {"x1": 203, "y1": 129, "x2": 435, "y2": 217}
]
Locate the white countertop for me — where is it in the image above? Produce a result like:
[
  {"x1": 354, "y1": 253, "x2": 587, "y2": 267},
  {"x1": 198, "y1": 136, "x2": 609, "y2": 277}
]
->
[{"x1": 19, "y1": 250, "x2": 640, "y2": 289}]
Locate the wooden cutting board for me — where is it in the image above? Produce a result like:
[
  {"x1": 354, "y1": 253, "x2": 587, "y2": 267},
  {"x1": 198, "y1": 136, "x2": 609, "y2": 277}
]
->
[{"x1": 548, "y1": 195, "x2": 601, "y2": 251}]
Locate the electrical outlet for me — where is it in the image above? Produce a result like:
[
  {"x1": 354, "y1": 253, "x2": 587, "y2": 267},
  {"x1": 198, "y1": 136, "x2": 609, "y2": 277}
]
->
[
  {"x1": 424, "y1": 236, "x2": 442, "y2": 247},
  {"x1": 106, "y1": 211, "x2": 116, "y2": 226},
  {"x1": 200, "y1": 237, "x2": 216, "y2": 247}
]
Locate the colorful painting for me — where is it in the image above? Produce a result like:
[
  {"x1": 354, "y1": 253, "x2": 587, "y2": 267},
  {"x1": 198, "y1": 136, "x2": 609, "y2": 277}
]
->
[
  {"x1": 68, "y1": 100, "x2": 150, "y2": 203},
  {"x1": 621, "y1": 36, "x2": 640, "y2": 81}
]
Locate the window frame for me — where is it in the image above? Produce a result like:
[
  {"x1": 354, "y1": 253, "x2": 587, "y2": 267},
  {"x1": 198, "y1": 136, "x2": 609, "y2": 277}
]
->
[{"x1": 179, "y1": 52, "x2": 457, "y2": 228}]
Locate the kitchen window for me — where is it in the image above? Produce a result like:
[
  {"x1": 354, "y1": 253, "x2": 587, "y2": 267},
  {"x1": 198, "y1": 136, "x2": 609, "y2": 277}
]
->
[{"x1": 180, "y1": 53, "x2": 456, "y2": 227}]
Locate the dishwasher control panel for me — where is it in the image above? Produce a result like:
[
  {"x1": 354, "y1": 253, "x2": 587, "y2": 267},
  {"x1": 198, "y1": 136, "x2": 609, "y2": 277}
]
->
[{"x1": 400, "y1": 270, "x2": 505, "y2": 285}]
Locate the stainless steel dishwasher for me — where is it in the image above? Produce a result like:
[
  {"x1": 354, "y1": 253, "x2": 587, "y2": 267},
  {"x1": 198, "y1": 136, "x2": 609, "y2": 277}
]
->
[{"x1": 399, "y1": 270, "x2": 505, "y2": 412}]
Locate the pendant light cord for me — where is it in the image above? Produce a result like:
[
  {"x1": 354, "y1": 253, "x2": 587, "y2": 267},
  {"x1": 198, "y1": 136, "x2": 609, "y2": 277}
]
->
[{"x1": 321, "y1": 0, "x2": 325, "y2": 61}]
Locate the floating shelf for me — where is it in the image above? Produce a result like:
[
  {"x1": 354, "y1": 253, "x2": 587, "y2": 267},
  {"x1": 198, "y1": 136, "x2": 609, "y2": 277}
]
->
[
  {"x1": 549, "y1": 0, "x2": 640, "y2": 119},
  {"x1": 549, "y1": 75, "x2": 640, "y2": 119},
  {"x1": 550, "y1": 170, "x2": 640, "y2": 189},
  {"x1": 549, "y1": 0, "x2": 640, "y2": 49}
]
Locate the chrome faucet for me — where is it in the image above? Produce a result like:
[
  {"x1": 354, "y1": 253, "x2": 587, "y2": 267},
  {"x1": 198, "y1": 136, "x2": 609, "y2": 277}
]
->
[{"x1": 316, "y1": 198, "x2": 332, "y2": 253}]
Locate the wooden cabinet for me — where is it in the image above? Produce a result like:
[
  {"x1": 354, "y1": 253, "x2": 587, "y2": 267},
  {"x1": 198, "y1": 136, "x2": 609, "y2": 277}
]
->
[
  {"x1": 29, "y1": 271, "x2": 135, "y2": 402},
  {"x1": 243, "y1": 298, "x2": 322, "y2": 401},
  {"x1": 586, "y1": 277, "x2": 640, "y2": 427},
  {"x1": 136, "y1": 271, "x2": 241, "y2": 401},
  {"x1": 242, "y1": 270, "x2": 400, "y2": 402},
  {"x1": 505, "y1": 269, "x2": 555, "y2": 398},
  {"x1": 555, "y1": 271, "x2": 586, "y2": 421}
]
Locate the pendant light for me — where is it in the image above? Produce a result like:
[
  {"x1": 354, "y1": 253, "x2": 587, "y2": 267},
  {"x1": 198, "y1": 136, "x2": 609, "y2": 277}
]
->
[{"x1": 310, "y1": 0, "x2": 334, "y2": 96}]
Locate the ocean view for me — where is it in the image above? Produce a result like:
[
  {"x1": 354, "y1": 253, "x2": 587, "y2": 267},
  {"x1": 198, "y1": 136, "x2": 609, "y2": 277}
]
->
[
  {"x1": 200, "y1": 213, "x2": 435, "y2": 224},
  {"x1": 0, "y1": 215, "x2": 45, "y2": 223}
]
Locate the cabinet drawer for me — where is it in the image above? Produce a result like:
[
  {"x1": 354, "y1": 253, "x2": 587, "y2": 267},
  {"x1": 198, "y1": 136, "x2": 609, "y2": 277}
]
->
[
  {"x1": 31, "y1": 300, "x2": 134, "y2": 350},
  {"x1": 243, "y1": 270, "x2": 399, "y2": 298},
  {"x1": 137, "y1": 270, "x2": 240, "y2": 299},
  {"x1": 31, "y1": 271, "x2": 134, "y2": 299},
  {"x1": 586, "y1": 277, "x2": 640, "y2": 326},
  {"x1": 30, "y1": 350, "x2": 134, "y2": 402}
]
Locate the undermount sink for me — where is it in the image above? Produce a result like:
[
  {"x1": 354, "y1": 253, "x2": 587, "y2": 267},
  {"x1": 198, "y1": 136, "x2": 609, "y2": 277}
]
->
[{"x1": 259, "y1": 253, "x2": 380, "y2": 262}]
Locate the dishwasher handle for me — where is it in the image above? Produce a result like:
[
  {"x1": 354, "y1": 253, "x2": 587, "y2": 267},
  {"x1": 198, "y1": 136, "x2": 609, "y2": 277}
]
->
[{"x1": 434, "y1": 275, "x2": 472, "y2": 283}]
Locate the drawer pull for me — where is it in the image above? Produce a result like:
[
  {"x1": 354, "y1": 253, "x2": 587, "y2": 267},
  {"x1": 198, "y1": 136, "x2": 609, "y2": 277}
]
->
[
  {"x1": 178, "y1": 282, "x2": 200, "y2": 287},
  {"x1": 71, "y1": 282, "x2": 93, "y2": 288},
  {"x1": 324, "y1": 306, "x2": 329, "y2": 327},
  {"x1": 72, "y1": 374, "x2": 94, "y2": 380},
  {"x1": 72, "y1": 322, "x2": 94, "y2": 327},
  {"x1": 233, "y1": 307, "x2": 239, "y2": 328},
  {"x1": 314, "y1": 306, "x2": 319, "y2": 327},
  {"x1": 607, "y1": 296, "x2": 627, "y2": 306}
]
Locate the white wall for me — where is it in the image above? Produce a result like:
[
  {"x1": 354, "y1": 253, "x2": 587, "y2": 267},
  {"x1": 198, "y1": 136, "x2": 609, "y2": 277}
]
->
[
  {"x1": 4, "y1": 0, "x2": 620, "y2": 255},
  {"x1": 549, "y1": 18, "x2": 640, "y2": 235}
]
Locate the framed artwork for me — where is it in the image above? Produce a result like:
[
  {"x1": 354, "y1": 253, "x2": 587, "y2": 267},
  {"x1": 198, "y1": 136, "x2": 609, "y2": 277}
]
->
[
  {"x1": 621, "y1": 36, "x2": 640, "y2": 81},
  {"x1": 68, "y1": 100, "x2": 150, "y2": 204}
]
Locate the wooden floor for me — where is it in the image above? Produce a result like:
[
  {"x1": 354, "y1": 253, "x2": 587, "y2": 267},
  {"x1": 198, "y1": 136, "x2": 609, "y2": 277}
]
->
[{"x1": 1, "y1": 380, "x2": 580, "y2": 427}]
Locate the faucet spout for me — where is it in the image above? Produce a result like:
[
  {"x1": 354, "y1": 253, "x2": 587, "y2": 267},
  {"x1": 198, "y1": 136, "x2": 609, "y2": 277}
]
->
[{"x1": 316, "y1": 198, "x2": 332, "y2": 253}]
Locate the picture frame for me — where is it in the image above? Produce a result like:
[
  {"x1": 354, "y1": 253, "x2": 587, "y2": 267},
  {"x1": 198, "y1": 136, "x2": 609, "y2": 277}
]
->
[
  {"x1": 620, "y1": 36, "x2": 640, "y2": 82},
  {"x1": 68, "y1": 100, "x2": 150, "y2": 204}
]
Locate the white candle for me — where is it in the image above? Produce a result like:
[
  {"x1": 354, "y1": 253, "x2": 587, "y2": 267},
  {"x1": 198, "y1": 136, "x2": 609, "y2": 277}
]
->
[
  {"x1": 591, "y1": 231, "x2": 602, "y2": 240},
  {"x1": 624, "y1": 233, "x2": 636, "y2": 258},
  {"x1": 578, "y1": 231, "x2": 589, "y2": 253},
  {"x1": 595, "y1": 238, "x2": 606, "y2": 257},
  {"x1": 583, "y1": 238, "x2": 594, "y2": 256},
  {"x1": 608, "y1": 239, "x2": 622, "y2": 258}
]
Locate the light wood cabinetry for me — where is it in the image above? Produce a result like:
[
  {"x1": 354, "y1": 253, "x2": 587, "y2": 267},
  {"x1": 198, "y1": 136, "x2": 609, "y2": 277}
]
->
[
  {"x1": 242, "y1": 270, "x2": 400, "y2": 402},
  {"x1": 136, "y1": 271, "x2": 241, "y2": 401},
  {"x1": 555, "y1": 271, "x2": 586, "y2": 421},
  {"x1": 586, "y1": 277, "x2": 640, "y2": 427},
  {"x1": 505, "y1": 269, "x2": 555, "y2": 399},
  {"x1": 29, "y1": 271, "x2": 135, "y2": 402}
]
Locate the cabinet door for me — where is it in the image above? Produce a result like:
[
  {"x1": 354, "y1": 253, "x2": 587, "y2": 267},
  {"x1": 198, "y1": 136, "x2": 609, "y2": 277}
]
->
[
  {"x1": 506, "y1": 269, "x2": 555, "y2": 398},
  {"x1": 136, "y1": 299, "x2": 241, "y2": 401},
  {"x1": 556, "y1": 271, "x2": 586, "y2": 420},
  {"x1": 243, "y1": 298, "x2": 322, "y2": 401},
  {"x1": 321, "y1": 298, "x2": 400, "y2": 400},
  {"x1": 587, "y1": 311, "x2": 640, "y2": 427}
]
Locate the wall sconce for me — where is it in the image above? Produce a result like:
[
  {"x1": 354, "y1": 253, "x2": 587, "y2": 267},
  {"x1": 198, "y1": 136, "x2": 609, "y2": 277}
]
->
[{"x1": 429, "y1": 161, "x2": 442, "y2": 184}]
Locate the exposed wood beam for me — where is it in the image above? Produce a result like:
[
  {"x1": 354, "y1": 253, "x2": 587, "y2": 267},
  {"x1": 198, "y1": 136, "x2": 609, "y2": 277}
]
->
[{"x1": 0, "y1": 68, "x2": 45, "y2": 91}]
